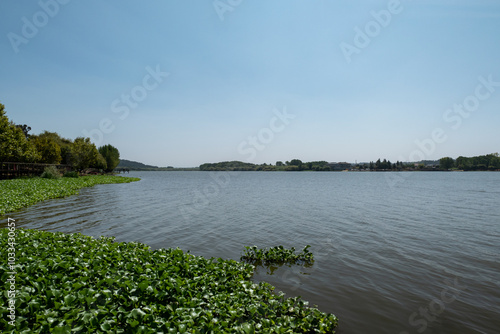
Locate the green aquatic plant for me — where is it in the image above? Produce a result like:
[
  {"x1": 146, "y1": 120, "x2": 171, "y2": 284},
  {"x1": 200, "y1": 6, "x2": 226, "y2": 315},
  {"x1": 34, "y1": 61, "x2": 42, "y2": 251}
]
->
[
  {"x1": 63, "y1": 171, "x2": 80, "y2": 178},
  {"x1": 40, "y1": 166, "x2": 61, "y2": 179},
  {"x1": 0, "y1": 175, "x2": 140, "y2": 215},
  {"x1": 0, "y1": 229, "x2": 338, "y2": 333},
  {"x1": 241, "y1": 245, "x2": 314, "y2": 266}
]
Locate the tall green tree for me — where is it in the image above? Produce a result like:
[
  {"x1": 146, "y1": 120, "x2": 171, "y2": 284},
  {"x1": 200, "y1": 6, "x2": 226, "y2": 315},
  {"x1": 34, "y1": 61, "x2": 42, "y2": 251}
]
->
[
  {"x1": 16, "y1": 124, "x2": 31, "y2": 138},
  {"x1": 289, "y1": 159, "x2": 303, "y2": 166},
  {"x1": 70, "y1": 137, "x2": 106, "y2": 171},
  {"x1": 98, "y1": 144, "x2": 120, "y2": 172},
  {"x1": 439, "y1": 157, "x2": 454, "y2": 170},
  {"x1": 36, "y1": 131, "x2": 73, "y2": 165},
  {"x1": 488, "y1": 153, "x2": 500, "y2": 170},
  {"x1": 31, "y1": 136, "x2": 62, "y2": 164},
  {"x1": 0, "y1": 103, "x2": 40, "y2": 162}
]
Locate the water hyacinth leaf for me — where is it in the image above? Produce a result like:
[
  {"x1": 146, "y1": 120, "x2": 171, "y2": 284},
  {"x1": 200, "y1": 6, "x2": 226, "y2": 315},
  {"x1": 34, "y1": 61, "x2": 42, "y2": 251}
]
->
[
  {"x1": 0, "y1": 175, "x2": 140, "y2": 215},
  {"x1": 0, "y1": 228, "x2": 337, "y2": 333},
  {"x1": 100, "y1": 320, "x2": 112, "y2": 331},
  {"x1": 240, "y1": 245, "x2": 315, "y2": 267}
]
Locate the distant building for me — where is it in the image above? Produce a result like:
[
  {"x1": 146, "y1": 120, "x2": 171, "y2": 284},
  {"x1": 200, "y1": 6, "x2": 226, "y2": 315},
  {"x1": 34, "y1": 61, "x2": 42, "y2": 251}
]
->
[{"x1": 328, "y1": 162, "x2": 352, "y2": 170}]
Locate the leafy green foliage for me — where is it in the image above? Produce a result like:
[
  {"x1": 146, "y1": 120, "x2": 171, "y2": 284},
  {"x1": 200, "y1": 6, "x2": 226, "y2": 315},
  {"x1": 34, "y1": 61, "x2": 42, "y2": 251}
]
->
[
  {"x1": 40, "y1": 166, "x2": 61, "y2": 179},
  {"x1": 288, "y1": 159, "x2": 303, "y2": 167},
  {"x1": 199, "y1": 161, "x2": 258, "y2": 171},
  {"x1": 0, "y1": 175, "x2": 140, "y2": 215},
  {"x1": 98, "y1": 144, "x2": 120, "y2": 173},
  {"x1": 0, "y1": 103, "x2": 40, "y2": 162},
  {"x1": 439, "y1": 157, "x2": 454, "y2": 170},
  {"x1": 241, "y1": 245, "x2": 314, "y2": 267},
  {"x1": 30, "y1": 136, "x2": 62, "y2": 164},
  {"x1": 15, "y1": 124, "x2": 31, "y2": 138},
  {"x1": 0, "y1": 229, "x2": 338, "y2": 333},
  {"x1": 95, "y1": 153, "x2": 107, "y2": 171},
  {"x1": 63, "y1": 171, "x2": 79, "y2": 178},
  {"x1": 70, "y1": 137, "x2": 106, "y2": 171},
  {"x1": 33, "y1": 131, "x2": 73, "y2": 165},
  {"x1": 456, "y1": 153, "x2": 500, "y2": 170}
]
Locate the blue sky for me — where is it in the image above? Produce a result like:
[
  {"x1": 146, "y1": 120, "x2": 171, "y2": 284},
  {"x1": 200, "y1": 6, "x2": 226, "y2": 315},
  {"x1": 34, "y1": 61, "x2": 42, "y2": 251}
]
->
[{"x1": 1, "y1": 0, "x2": 499, "y2": 167}]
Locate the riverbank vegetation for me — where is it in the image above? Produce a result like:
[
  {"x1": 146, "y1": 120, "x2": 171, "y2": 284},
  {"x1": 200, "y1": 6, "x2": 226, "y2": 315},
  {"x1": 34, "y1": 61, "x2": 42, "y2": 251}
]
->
[
  {"x1": 440, "y1": 153, "x2": 500, "y2": 171},
  {"x1": 0, "y1": 175, "x2": 140, "y2": 215},
  {"x1": 199, "y1": 160, "x2": 334, "y2": 171},
  {"x1": 0, "y1": 102, "x2": 120, "y2": 173},
  {"x1": 0, "y1": 228, "x2": 338, "y2": 333},
  {"x1": 199, "y1": 153, "x2": 500, "y2": 172}
]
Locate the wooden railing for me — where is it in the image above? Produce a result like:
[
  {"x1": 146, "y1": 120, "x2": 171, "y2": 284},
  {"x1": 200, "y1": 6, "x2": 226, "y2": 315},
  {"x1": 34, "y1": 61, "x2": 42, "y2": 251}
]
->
[{"x1": 0, "y1": 162, "x2": 72, "y2": 180}]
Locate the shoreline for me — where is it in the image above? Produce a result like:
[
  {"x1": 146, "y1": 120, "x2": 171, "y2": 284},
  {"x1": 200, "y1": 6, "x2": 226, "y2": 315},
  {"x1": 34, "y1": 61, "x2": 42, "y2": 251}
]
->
[
  {"x1": 0, "y1": 175, "x2": 140, "y2": 216},
  {"x1": 122, "y1": 168, "x2": 500, "y2": 172}
]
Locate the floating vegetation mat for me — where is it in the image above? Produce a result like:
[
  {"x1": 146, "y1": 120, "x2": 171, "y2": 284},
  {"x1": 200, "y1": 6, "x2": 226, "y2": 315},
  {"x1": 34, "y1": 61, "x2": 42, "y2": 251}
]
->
[
  {"x1": 0, "y1": 175, "x2": 140, "y2": 215},
  {"x1": 0, "y1": 229, "x2": 338, "y2": 333},
  {"x1": 240, "y1": 245, "x2": 314, "y2": 267}
]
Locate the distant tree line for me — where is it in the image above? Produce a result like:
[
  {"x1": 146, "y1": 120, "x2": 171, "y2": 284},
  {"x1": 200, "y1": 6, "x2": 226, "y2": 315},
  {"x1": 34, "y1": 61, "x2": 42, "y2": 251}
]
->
[
  {"x1": 362, "y1": 159, "x2": 409, "y2": 171},
  {"x1": 439, "y1": 153, "x2": 500, "y2": 171},
  {"x1": 200, "y1": 154, "x2": 500, "y2": 172},
  {"x1": 200, "y1": 160, "x2": 333, "y2": 171},
  {"x1": 0, "y1": 102, "x2": 120, "y2": 173}
]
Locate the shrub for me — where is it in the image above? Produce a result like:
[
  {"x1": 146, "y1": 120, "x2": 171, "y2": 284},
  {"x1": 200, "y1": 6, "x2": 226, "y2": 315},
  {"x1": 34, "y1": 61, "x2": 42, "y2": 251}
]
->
[
  {"x1": 40, "y1": 165, "x2": 61, "y2": 179},
  {"x1": 63, "y1": 171, "x2": 79, "y2": 178}
]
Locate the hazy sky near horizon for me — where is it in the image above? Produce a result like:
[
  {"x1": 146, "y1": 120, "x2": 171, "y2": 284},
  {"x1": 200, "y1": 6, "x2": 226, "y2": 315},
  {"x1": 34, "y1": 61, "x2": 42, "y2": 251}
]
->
[{"x1": 1, "y1": 0, "x2": 500, "y2": 167}]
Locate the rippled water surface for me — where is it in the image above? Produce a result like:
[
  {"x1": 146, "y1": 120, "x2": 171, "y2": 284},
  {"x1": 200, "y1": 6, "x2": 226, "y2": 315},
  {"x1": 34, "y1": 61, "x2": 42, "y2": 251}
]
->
[{"x1": 3, "y1": 171, "x2": 500, "y2": 333}]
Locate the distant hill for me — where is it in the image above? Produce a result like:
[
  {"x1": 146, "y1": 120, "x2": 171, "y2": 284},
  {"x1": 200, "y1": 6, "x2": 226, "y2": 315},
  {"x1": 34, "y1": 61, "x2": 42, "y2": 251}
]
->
[
  {"x1": 117, "y1": 159, "x2": 198, "y2": 171},
  {"x1": 117, "y1": 159, "x2": 159, "y2": 170}
]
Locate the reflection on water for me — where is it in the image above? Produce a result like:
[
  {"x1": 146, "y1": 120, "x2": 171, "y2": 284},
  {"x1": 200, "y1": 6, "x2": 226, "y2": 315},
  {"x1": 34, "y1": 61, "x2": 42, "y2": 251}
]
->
[{"x1": 2, "y1": 171, "x2": 500, "y2": 333}]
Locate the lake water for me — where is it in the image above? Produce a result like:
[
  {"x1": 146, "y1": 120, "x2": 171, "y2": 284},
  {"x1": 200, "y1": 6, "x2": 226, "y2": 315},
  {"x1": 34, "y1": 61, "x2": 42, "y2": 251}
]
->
[{"x1": 3, "y1": 171, "x2": 500, "y2": 333}]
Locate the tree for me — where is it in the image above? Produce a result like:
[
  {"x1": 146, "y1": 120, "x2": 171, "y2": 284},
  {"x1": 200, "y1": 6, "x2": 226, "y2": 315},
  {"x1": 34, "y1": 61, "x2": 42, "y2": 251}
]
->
[
  {"x1": 31, "y1": 136, "x2": 62, "y2": 164},
  {"x1": 0, "y1": 103, "x2": 40, "y2": 162},
  {"x1": 70, "y1": 137, "x2": 106, "y2": 171},
  {"x1": 455, "y1": 156, "x2": 470, "y2": 170},
  {"x1": 98, "y1": 144, "x2": 120, "y2": 172},
  {"x1": 488, "y1": 154, "x2": 500, "y2": 170},
  {"x1": 289, "y1": 159, "x2": 303, "y2": 166},
  {"x1": 288, "y1": 159, "x2": 303, "y2": 170},
  {"x1": 276, "y1": 161, "x2": 284, "y2": 166},
  {"x1": 95, "y1": 153, "x2": 107, "y2": 171},
  {"x1": 16, "y1": 124, "x2": 31, "y2": 138},
  {"x1": 439, "y1": 157, "x2": 454, "y2": 170}
]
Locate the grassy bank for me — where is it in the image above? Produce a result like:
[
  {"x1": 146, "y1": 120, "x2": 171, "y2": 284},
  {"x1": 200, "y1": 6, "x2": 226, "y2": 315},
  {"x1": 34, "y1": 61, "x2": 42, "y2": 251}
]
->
[
  {"x1": 0, "y1": 175, "x2": 140, "y2": 215},
  {"x1": 0, "y1": 228, "x2": 338, "y2": 333}
]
